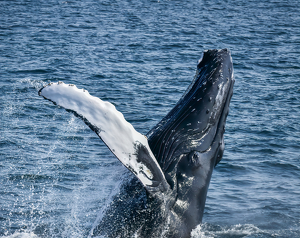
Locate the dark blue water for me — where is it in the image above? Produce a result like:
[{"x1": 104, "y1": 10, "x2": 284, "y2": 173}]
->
[{"x1": 1, "y1": 0, "x2": 299, "y2": 237}]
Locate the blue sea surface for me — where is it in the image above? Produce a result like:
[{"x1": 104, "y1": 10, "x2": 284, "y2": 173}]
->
[{"x1": 1, "y1": 0, "x2": 299, "y2": 237}]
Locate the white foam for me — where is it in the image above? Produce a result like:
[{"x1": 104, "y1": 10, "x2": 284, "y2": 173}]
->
[
  {"x1": 191, "y1": 223, "x2": 263, "y2": 238},
  {"x1": 1, "y1": 232, "x2": 39, "y2": 238}
]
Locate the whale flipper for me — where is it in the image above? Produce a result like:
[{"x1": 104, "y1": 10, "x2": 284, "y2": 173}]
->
[{"x1": 39, "y1": 82, "x2": 169, "y2": 193}]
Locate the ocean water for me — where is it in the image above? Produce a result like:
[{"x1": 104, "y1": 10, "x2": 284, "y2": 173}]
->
[{"x1": 0, "y1": 0, "x2": 299, "y2": 237}]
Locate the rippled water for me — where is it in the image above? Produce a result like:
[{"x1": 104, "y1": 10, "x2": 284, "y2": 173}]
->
[{"x1": 1, "y1": 0, "x2": 299, "y2": 237}]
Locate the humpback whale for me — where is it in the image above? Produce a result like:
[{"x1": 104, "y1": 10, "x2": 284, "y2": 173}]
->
[{"x1": 39, "y1": 49, "x2": 234, "y2": 238}]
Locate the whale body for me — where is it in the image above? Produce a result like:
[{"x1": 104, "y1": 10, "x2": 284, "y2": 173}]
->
[{"x1": 39, "y1": 49, "x2": 234, "y2": 237}]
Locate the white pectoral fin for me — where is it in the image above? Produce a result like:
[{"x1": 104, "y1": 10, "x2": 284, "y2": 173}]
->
[{"x1": 39, "y1": 82, "x2": 169, "y2": 194}]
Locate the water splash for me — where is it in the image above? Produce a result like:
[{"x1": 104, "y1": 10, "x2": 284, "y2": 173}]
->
[
  {"x1": 1, "y1": 232, "x2": 39, "y2": 238},
  {"x1": 191, "y1": 223, "x2": 264, "y2": 238}
]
